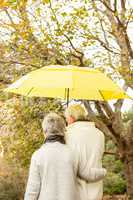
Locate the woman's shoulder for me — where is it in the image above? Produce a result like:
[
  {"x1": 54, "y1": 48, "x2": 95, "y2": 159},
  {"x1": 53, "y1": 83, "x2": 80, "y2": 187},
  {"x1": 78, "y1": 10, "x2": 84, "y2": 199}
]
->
[{"x1": 31, "y1": 144, "x2": 46, "y2": 160}]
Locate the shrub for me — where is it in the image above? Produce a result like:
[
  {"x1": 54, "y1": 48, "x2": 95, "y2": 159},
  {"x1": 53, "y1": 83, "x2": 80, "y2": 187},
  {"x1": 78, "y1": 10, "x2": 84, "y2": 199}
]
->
[
  {"x1": 103, "y1": 140, "x2": 126, "y2": 195},
  {"x1": 0, "y1": 159, "x2": 27, "y2": 200},
  {"x1": 104, "y1": 172, "x2": 126, "y2": 195},
  {"x1": 1, "y1": 97, "x2": 63, "y2": 168}
]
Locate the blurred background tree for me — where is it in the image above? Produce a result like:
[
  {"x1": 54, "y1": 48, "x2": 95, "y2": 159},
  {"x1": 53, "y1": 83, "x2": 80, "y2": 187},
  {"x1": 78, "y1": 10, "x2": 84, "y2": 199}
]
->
[{"x1": 0, "y1": 0, "x2": 133, "y2": 199}]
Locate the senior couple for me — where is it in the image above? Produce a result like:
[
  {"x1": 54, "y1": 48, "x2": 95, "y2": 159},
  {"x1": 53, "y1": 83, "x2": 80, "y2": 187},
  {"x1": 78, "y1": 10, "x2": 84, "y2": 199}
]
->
[{"x1": 24, "y1": 104, "x2": 106, "y2": 200}]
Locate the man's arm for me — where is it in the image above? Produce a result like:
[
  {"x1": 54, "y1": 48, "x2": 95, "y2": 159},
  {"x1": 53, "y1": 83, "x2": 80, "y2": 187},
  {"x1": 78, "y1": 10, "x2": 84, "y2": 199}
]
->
[
  {"x1": 78, "y1": 166, "x2": 107, "y2": 183},
  {"x1": 24, "y1": 154, "x2": 41, "y2": 200}
]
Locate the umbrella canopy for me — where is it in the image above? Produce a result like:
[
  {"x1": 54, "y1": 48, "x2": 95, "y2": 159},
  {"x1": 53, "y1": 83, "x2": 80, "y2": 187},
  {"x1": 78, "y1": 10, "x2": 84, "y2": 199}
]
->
[{"x1": 4, "y1": 65, "x2": 129, "y2": 101}]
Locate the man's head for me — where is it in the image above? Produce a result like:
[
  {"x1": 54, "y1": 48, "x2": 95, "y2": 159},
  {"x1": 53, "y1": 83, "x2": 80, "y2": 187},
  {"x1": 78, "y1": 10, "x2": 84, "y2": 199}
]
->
[
  {"x1": 65, "y1": 104, "x2": 87, "y2": 124},
  {"x1": 42, "y1": 112, "x2": 66, "y2": 137}
]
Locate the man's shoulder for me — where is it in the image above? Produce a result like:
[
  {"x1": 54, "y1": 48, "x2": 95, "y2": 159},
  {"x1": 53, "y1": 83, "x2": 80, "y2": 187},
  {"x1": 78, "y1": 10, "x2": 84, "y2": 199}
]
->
[
  {"x1": 95, "y1": 128, "x2": 105, "y2": 139},
  {"x1": 66, "y1": 122, "x2": 105, "y2": 145}
]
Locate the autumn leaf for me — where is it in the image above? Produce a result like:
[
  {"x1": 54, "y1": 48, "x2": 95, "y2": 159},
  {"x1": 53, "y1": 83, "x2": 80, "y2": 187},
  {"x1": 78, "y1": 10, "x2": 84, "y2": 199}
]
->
[
  {"x1": 0, "y1": 0, "x2": 8, "y2": 8},
  {"x1": 42, "y1": 0, "x2": 50, "y2": 4}
]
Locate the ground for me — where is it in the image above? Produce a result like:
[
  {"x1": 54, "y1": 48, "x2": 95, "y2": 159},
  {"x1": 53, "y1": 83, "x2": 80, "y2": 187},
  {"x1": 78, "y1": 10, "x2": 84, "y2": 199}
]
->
[{"x1": 103, "y1": 195, "x2": 128, "y2": 200}]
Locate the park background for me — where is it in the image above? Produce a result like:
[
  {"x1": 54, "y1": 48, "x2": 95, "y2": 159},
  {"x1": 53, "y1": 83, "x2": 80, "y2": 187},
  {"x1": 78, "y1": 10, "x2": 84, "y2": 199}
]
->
[{"x1": 0, "y1": 0, "x2": 133, "y2": 199}]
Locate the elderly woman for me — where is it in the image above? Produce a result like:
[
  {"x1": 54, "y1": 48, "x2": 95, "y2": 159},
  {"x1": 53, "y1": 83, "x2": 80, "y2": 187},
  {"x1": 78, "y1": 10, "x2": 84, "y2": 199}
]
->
[{"x1": 24, "y1": 112, "x2": 106, "y2": 200}]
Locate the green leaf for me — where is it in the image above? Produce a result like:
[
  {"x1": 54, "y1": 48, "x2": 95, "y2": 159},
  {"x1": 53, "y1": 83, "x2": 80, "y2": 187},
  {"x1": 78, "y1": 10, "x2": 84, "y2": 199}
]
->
[
  {"x1": 8, "y1": 0, "x2": 17, "y2": 3},
  {"x1": 36, "y1": 7, "x2": 41, "y2": 16},
  {"x1": 61, "y1": 12, "x2": 67, "y2": 17}
]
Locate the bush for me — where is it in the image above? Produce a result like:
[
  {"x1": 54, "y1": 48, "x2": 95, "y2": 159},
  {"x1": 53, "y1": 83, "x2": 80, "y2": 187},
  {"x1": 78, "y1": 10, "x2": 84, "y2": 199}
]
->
[
  {"x1": 1, "y1": 97, "x2": 63, "y2": 168},
  {"x1": 103, "y1": 139, "x2": 126, "y2": 195},
  {"x1": 103, "y1": 155, "x2": 124, "y2": 174},
  {"x1": 0, "y1": 159, "x2": 27, "y2": 200},
  {"x1": 104, "y1": 172, "x2": 126, "y2": 195}
]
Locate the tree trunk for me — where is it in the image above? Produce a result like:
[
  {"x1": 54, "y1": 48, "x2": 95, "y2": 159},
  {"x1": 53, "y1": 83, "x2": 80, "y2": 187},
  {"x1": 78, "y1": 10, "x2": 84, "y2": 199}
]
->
[{"x1": 124, "y1": 154, "x2": 133, "y2": 199}]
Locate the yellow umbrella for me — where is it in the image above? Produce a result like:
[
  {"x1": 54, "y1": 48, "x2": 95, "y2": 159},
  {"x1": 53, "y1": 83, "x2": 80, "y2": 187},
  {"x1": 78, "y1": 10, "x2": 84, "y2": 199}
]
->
[{"x1": 4, "y1": 65, "x2": 129, "y2": 101}]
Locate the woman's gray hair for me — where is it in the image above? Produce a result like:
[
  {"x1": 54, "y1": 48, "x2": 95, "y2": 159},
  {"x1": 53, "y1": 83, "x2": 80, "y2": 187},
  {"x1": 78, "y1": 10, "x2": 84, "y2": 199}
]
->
[{"x1": 42, "y1": 112, "x2": 66, "y2": 136}]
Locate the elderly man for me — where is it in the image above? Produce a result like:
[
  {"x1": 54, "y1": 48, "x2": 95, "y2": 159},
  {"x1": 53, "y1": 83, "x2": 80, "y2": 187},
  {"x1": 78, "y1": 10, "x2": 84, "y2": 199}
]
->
[
  {"x1": 24, "y1": 112, "x2": 106, "y2": 200},
  {"x1": 65, "y1": 104, "x2": 105, "y2": 200}
]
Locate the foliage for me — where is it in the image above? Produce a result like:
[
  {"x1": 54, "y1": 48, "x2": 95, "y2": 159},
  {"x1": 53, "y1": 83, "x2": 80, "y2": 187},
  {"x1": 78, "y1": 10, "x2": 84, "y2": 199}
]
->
[
  {"x1": 103, "y1": 139, "x2": 126, "y2": 195},
  {"x1": 103, "y1": 154, "x2": 126, "y2": 194},
  {"x1": 123, "y1": 109, "x2": 133, "y2": 123},
  {"x1": 1, "y1": 97, "x2": 63, "y2": 168},
  {"x1": 0, "y1": 159, "x2": 27, "y2": 200},
  {"x1": 0, "y1": 0, "x2": 133, "y2": 197},
  {"x1": 104, "y1": 172, "x2": 126, "y2": 195},
  {"x1": 0, "y1": 0, "x2": 132, "y2": 80}
]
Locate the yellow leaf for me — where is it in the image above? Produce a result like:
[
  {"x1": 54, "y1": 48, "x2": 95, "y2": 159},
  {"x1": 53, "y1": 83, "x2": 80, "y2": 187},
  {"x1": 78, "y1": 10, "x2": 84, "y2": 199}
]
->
[
  {"x1": 36, "y1": 7, "x2": 41, "y2": 16},
  {"x1": 0, "y1": 0, "x2": 4, "y2": 4},
  {"x1": 42, "y1": 0, "x2": 49, "y2": 4},
  {"x1": 0, "y1": 0, "x2": 8, "y2": 8}
]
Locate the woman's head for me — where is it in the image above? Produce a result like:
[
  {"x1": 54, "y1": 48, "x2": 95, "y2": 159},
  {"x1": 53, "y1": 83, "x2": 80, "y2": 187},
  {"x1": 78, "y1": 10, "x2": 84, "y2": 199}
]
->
[{"x1": 42, "y1": 112, "x2": 66, "y2": 137}]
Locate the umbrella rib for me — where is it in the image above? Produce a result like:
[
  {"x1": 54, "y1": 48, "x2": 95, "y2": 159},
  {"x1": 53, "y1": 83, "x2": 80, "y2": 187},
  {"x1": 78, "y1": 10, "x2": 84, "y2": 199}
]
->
[
  {"x1": 98, "y1": 90, "x2": 105, "y2": 101},
  {"x1": 26, "y1": 87, "x2": 34, "y2": 96},
  {"x1": 67, "y1": 88, "x2": 69, "y2": 107},
  {"x1": 65, "y1": 88, "x2": 70, "y2": 106}
]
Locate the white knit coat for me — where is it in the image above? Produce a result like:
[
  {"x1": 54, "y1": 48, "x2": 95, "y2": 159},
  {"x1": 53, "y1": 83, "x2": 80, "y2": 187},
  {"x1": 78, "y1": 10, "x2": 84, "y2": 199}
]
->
[
  {"x1": 66, "y1": 121, "x2": 105, "y2": 200},
  {"x1": 24, "y1": 140, "x2": 105, "y2": 200}
]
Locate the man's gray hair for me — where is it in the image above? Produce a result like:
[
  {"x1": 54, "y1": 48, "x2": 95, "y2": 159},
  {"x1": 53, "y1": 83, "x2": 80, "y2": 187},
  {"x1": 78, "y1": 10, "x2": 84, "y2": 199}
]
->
[
  {"x1": 65, "y1": 104, "x2": 87, "y2": 121},
  {"x1": 42, "y1": 112, "x2": 66, "y2": 136}
]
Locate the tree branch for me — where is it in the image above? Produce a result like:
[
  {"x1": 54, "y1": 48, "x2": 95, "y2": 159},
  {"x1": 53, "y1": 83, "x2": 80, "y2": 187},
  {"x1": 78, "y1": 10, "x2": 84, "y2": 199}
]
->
[
  {"x1": 83, "y1": 100, "x2": 113, "y2": 138},
  {"x1": 92, "y1": 35, "x2": 120, "y2": 55},
  {"x1": 112, "y1": 111, "x2": 125, "y2": 138},
  {"x1": 97, "y1": 102, "x2": 125, "y2": 143},
  {"x1": 64, "y1": 34, "x2": 84, "y2": 56},
  {"x1": 83, "y1": 100, "x2": 96, "y2": 118},
  {"x1": 121, "y1": 0, "x2": 126, "y2": 11},
  {"x1": 120, "y1": 0, "x2": 126, "y2": 24},
  {"x1": 127, "y1": 120, "x2": 133, "y2": 145},
  {"x1": 0, "y1": 60, "x2": 39, "y2": 68},
  {"x1": 100, "y1": 101, "x2": 114, "y2": 118},
  {"x1": 114, "y1": 84, "x2": 128, "y2": 112},
  {"x1": 125, "y1": 9, "x2": 133, "y2": 28},
  {"x1": 124, "y1": 31, "x2": 133, "y2": 59},
  {"x1": 4, "y1": 10, "x2": 16, "y2": 28},
  {"x1": 114, "y1": 99, "x2": 124, "y2": 112},
  {"x1": 98, "y1": 0, "x2": 133, "y2": 82},
  {"x1": 94, "y1": 101, "x2": 110, "y2": 124},
  {"x1": 104, "y1": 151, "x2": 117, "y2": 156},
  {"x1": 99, "y1": 18, "x2": 116, "y2": 69},
  {"x1": 99, "y1": 0, "x2": 123, "y2": 26},
  {"x1": 114, "y1": 0, "x2": 117, "y2": 12},
  {"x1": 91, "y1": 1, "x2": 120, "y2": 56},
  {"x1": 99, "y1": 0, "x2": 115, "y2": 13},
  {"x1": 49, "y1": 0, "x2": 84, "y2": 66}
]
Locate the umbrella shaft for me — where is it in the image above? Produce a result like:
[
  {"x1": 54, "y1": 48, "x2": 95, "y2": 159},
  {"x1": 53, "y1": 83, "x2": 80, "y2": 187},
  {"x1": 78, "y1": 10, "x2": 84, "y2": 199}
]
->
[{"x1": 66, "y1": 88, "x2": 69, "y2": 107}]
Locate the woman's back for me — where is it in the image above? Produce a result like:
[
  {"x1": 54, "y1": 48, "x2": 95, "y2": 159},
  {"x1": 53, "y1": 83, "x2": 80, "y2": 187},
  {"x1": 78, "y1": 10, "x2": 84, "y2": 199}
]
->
[{"x1": 25, "y1": 142, "x2": 78, "y2": 200}]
